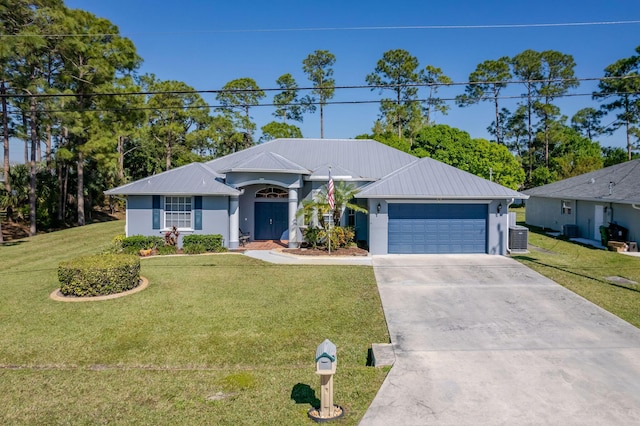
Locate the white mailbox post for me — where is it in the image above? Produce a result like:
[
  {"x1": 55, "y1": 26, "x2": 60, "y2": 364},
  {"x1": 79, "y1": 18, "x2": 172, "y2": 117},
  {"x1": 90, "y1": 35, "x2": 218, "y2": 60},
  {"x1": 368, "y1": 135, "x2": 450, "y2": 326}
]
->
[{"x1": 315, "y1": 339, "x2": 337, "y2": 418}]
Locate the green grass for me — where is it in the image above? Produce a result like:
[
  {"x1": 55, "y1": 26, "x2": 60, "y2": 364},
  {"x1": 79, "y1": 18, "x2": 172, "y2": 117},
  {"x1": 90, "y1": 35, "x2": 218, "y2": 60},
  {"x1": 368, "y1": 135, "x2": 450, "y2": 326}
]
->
[
  {"x1": 510, "y1": 206, "x2": 640, "y2": 328},
  {"x1": 0, "y1": 221, "x2": 389, "y2": 425}
]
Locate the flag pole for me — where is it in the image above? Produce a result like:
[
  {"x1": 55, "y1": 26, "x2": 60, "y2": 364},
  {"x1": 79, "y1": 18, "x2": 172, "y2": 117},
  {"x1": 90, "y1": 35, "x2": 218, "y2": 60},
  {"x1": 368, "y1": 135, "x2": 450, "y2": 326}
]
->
[
  {"x1": 328, "y1": 216, "x2": 331, "y2": 254},
  {"x1": 328, "y1": 166, "x2": 334, "y2": 254}
]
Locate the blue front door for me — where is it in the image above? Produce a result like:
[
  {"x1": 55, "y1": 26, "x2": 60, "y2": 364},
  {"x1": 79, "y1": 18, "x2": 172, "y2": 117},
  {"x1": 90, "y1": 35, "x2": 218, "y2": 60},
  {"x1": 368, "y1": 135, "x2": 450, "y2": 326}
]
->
[{"x1": 255, "y1": 202, "x2": 288, "y2": 240}]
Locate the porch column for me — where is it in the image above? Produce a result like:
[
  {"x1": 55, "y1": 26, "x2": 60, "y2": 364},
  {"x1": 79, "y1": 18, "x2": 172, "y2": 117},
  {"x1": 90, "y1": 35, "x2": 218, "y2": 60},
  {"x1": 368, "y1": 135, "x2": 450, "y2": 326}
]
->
[
  {"x1": 288, "y1": 188, "x2": 298, "y2": 248},
  {"x1": 229, "y1": 195, "x2": 239, "y2": 249}
]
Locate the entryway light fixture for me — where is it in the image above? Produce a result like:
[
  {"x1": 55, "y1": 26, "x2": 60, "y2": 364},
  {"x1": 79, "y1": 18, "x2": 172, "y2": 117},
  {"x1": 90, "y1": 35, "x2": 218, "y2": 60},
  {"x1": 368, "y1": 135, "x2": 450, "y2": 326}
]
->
[
  {"x1": 377, "y1": 203, "x2": 381, "y2": 213},
  {"x1": 497, "y1": 203, "x2": 503, "y2": 213}
]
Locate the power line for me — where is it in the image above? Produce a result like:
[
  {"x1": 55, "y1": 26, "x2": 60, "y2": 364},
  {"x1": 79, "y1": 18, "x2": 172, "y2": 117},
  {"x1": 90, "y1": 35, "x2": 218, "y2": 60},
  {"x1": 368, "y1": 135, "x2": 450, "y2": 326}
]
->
[
  {"x1": 1, "y1": 75, "x2": 638, "y2": 100},
  {"x1": 2, "y1": 20, "x2": 640, "y2": 38},
  {"x1": 4, "y1": 90, "x2": 640, "y2": 115}
]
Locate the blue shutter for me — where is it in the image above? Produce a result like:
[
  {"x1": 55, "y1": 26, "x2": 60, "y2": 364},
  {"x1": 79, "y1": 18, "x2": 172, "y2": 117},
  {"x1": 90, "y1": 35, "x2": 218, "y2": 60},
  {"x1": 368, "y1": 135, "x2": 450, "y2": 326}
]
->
[
  {"x1": 152, "y1": 195, "x2": 161, "y2": 229},
  {"x1": 194, "y1": 196, "x2": 202, "y2": 230}
]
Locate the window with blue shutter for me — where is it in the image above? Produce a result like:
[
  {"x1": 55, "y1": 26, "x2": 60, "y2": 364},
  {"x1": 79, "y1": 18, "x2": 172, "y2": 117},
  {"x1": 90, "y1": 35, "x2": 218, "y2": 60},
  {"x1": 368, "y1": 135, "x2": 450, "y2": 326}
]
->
[
  {"x1": 194, "y1": 196, "x2": 202, "y2": 230},
  {"x1": 165, "y1": 196, "x2": 193, "y2": 229},
  {"x1": 152, "y1": 195, "x2": 161, "y2": 229}
]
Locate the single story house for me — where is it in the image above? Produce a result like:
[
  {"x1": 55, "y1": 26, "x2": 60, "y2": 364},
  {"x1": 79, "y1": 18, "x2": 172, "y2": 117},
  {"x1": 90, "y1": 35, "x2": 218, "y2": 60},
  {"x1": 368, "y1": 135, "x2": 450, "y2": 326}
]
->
[
  {"x1": 105, "y1": 138, "x2": 527, "y2": 255},
  {"x1": 524, "y1": 159, "x2": 640, "y2": 243}
]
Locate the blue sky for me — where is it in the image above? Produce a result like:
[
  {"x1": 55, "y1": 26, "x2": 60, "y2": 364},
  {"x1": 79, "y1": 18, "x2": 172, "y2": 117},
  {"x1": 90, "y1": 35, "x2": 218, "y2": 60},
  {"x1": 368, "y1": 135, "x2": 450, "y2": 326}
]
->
[{"x1": 47, "y1": 1, "x2": 640, "y2": 153}]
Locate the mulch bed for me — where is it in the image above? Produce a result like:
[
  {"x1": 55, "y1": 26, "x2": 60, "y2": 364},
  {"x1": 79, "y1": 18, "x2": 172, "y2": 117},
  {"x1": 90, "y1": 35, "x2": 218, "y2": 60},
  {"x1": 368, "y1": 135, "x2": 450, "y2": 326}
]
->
[{"x1": 283, "y1": 246, "x2": 369, "y2": 256}]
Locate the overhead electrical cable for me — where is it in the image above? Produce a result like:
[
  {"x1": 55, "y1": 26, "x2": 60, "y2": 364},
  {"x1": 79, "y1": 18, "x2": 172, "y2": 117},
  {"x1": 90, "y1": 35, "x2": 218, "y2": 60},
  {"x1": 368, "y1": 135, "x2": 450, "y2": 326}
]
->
[
  {"x1": 2, "y1": 19, "x2": 640, "y2": 38},
  {"x1": 0, "y1": 75, "x2": 638, "y2": 100},
  {"x1": 4, "y1": 91, "x2": 640, "y2": 115}
]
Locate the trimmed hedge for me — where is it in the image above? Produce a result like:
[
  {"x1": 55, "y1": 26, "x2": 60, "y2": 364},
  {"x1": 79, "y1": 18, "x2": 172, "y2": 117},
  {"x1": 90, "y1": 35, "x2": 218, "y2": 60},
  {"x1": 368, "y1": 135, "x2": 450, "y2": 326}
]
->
[
  {"x1": 120, "y1": 235, "x2": 164, "y2": 254},
  {"x1": 58, "y1": 254, "x2": 141, "y2": 297},
  {"x1": 182, "y1": 234, "x2": 225, "y2": 252},
  {"x1": 182, "y1": 243, "x2": 206, "y2": 255},
  {"x1": 157, "y1": 245, "x2": 177, "y2": 255}
]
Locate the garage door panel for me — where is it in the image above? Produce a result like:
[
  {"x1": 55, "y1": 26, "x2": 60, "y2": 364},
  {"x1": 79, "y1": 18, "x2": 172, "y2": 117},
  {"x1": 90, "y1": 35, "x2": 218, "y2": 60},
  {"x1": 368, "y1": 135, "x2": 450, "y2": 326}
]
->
[{"x1": 388, "y1": 204, "x2": 487, "y2": 254}]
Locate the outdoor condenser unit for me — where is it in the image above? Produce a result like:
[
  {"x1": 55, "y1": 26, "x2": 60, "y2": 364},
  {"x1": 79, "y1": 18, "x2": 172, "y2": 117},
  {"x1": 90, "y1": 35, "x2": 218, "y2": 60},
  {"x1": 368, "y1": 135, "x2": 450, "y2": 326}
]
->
[{"x1": 509, "y1": 225, "x2": 529, "y2": 252}]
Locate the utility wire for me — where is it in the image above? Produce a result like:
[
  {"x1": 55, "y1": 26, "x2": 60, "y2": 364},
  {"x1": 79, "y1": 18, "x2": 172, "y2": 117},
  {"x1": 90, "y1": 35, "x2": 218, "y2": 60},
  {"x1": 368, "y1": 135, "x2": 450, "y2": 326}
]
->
[
  {"x1": 4, "y1": 91, "x2": 640, "y2": 115},
  {"x1": 1, "y1": 75, "x2": 638, "y2": 99},
  {"x1": 2, "y1": 20, "x2": 640, "y2": 38}
]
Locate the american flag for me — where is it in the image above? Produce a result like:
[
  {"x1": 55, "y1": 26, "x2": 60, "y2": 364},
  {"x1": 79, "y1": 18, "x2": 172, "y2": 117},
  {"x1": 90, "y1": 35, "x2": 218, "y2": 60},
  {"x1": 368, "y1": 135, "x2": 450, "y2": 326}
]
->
[{"x1": 327, "y1": 169, "x2": 335, "y2": 210}]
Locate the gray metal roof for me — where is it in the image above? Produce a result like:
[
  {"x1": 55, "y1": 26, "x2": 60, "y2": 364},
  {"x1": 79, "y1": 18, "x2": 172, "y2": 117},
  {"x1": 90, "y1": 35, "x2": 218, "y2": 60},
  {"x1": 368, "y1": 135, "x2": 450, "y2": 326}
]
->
[
  {"x1": 307, "y1": 163, "x2": 365, "y2": 181},
  {"x1": 356, "y1": 156, "x2": 528, "y2": 200},
  {"x1": 105, "y1": 162, "x2": 241, "y2": 196},
  {"x1": 206, "y1": 138, "x2": 417, "y2": 180},
  {"x1": 221, "y1": 151, "x2": 309, "y2": 174},
  {"x1": 105, "y1": 138, "x2": 529, "y2": 200},
  {"x1": 524, "y1": 159, "x2": 640, "y2": 204}
]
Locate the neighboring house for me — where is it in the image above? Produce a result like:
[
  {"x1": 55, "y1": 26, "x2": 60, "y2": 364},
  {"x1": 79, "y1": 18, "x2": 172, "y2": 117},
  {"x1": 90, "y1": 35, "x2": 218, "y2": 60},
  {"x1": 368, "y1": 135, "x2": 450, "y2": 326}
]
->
[
  {"x1": 105, "y1": 138, "x2": 527, "y2": 255},
  {"x1": 524, "y1": 159, "x2": 640, "y2": 243}
]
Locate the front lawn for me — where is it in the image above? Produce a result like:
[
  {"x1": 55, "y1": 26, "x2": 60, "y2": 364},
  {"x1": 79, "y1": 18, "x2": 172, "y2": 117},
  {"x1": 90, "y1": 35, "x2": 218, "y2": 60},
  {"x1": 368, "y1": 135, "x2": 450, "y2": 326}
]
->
[
  {"x1": 0, "y1": 221, "x2": 389, "y2": 425},
  {"x1": 510, "y1": 207, "x2": 640, "y2": 328}
]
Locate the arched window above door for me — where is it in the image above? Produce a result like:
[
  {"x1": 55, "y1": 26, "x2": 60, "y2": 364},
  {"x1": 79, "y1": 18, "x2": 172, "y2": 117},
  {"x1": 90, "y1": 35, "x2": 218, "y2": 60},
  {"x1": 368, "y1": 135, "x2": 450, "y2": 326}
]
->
[{"x1": 255, "y1": 187, "x2": 288, "y2": 198}]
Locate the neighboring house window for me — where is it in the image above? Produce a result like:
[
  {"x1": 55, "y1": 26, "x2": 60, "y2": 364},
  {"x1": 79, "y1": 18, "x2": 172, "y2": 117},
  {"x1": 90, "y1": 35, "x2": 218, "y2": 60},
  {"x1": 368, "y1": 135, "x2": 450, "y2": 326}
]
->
[
  {"x1": 561, "y1": 200, "x2": 573, "y2": 215},
  {"x1": 256, "y1": 187, "x2": 288, "y2": 198},
  {"x1": 165, "y1": 196, "x2": 192, "y2": 229}
]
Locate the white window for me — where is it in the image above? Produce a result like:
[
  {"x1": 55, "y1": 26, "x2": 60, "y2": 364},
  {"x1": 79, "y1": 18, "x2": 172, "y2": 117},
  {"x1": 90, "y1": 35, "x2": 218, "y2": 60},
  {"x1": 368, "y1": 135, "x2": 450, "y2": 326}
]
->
[
  {"x1": 165, "y1": 196, "x2": 192, "y2": 229},
  {"x1": 256, "y1": 187, "x2": 288, "y2": 198},
  {"x1": 561, "y1": 200, "x2": 573, "y2": 215}
]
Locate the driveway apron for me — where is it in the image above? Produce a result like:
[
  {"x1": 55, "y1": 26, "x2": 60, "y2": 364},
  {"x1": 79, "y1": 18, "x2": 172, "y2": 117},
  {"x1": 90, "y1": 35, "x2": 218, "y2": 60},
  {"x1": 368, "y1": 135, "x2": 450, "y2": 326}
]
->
[{"x1": 360, "y1": 254, "x2": 640, "y2": 425}]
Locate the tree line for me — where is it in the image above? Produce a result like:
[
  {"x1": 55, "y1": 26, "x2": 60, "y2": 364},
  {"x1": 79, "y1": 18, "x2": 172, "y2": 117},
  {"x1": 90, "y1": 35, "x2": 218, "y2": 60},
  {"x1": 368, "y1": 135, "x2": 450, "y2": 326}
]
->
[{"x1": 1, "y1": 1, "x2": 639, "y2": 239}]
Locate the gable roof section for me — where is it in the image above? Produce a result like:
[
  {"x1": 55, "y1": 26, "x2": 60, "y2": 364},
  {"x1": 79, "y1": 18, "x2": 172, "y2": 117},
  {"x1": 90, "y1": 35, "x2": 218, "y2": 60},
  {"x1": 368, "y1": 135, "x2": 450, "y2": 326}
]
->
[
  {"x1": 105, "y1": 162, "x2": 240, "y2": 196},
  {"x1": 221, "y1": 151, "x2": 309, "y2": 174},
  {"x1": 524, "y1": 159, "x2": 640, "y2": 204},
  {"x1": 206, "y1": 138, "x2": 417, "y2": 180},
  {"x1": 357, "y1": 156, "x2": 527, "y2": 200}
]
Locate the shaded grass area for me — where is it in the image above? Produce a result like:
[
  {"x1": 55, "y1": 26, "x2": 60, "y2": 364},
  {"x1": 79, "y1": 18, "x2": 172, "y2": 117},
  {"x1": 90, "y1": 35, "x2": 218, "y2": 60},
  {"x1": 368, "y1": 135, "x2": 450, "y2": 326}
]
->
[
  {"x1": 0, "y1": 221, "x2": 389, "y2": 424},
  {"x1": 509, "y1": 207, "x2": 640, "y2": 328}
]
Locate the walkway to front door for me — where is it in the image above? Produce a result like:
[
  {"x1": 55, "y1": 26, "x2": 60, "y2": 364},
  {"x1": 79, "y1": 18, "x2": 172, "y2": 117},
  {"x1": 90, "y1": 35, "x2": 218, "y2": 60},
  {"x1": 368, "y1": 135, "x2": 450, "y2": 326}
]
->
[{"x1": 242, "y1": 240, "x2": 287, "y2": 250}]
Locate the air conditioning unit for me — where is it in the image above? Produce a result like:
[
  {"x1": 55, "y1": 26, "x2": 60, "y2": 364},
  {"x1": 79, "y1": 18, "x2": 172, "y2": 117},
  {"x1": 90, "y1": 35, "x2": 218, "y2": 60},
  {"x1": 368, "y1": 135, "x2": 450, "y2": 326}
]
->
[
  {"x1": 562, "y1": 224, "x2": 579, "y2": 238},
  {"x1": 509, "y1": 226, "x2": 529, "y2": 252}
]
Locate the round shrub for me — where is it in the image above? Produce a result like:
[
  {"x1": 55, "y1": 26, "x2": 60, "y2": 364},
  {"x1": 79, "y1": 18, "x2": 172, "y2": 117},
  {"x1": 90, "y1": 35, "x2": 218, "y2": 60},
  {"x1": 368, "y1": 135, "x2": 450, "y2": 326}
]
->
[{"x1": 58, "y1": 254, "x2": 141, "y2": 297}]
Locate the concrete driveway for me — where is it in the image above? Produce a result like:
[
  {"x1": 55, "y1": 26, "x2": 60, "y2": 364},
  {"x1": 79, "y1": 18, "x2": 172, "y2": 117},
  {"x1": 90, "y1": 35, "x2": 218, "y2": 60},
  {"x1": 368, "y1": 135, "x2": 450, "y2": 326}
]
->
[{"x1": 360, "y1": 254, "x2": 640, "y2": 425}]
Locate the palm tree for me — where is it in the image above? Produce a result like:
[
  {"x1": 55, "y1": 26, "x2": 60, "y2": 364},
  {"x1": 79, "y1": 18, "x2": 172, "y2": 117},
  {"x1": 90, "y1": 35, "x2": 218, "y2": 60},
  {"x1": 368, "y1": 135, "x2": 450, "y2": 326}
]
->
[{"x1": 298, "y1": 181, "x2": 368, "y2": 227}]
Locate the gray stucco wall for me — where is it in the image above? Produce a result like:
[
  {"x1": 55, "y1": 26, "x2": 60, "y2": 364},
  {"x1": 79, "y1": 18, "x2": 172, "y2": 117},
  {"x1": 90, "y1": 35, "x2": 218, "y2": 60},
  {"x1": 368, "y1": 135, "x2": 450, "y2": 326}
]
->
[
  {"x1": 126, "y1": 195, "x2": 154, "y2": 237},
  {"x1": 525, "y1": 196, "x2": 577, "y2": 232},
  {"x1": 126, "y1": 195, "x2": 230, "y2": 247},
  {"x1": 526, "y1": 196, "x2": 634, "y2": 241},
  {"x1": 527, "y1": 196, "x2": 640, "y2": 243},
  {"x1": 608, "y1": 203, "x2": 640, "y2": 243},
  {"x1": 487, "y1": 200, "x2": 508, "y2": 255},
  {"x1": 202, "y1": 197, "x2": 231, "y2": 245},
  {"x1": 238, "y1": 185, "x2": 256, "y2": 236},
  {"x1": 368, "y1": 199, "x2": 389, "y2": 255},
  {"x1": 574, "y1": 200, "x2": 613, "y2": 240}
]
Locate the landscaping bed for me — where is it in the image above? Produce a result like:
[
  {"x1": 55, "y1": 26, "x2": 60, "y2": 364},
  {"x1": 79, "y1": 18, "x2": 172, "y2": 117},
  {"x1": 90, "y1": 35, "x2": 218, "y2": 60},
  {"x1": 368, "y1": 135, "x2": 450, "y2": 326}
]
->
[{"x1": 283, "y1": 246, "x2": 369, "y2": 256}]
